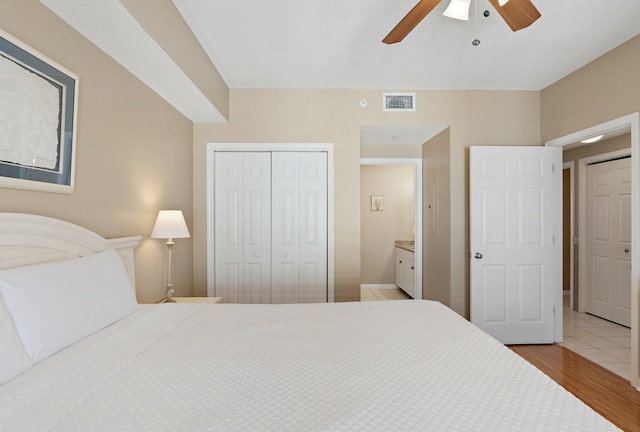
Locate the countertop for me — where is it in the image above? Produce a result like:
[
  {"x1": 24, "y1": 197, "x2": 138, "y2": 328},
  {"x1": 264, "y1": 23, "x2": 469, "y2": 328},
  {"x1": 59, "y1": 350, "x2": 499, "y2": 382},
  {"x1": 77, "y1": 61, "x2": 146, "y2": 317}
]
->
[{"x1": 395, "y1": 240, "x2": 415, "y2": 253}]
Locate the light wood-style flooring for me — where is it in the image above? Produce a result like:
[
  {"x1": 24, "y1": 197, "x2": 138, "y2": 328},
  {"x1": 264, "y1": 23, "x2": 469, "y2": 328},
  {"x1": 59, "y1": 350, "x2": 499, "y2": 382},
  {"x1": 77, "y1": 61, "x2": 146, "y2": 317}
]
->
[{"x1": 511, "y1": 344, "x2": 640, "y2": 432}]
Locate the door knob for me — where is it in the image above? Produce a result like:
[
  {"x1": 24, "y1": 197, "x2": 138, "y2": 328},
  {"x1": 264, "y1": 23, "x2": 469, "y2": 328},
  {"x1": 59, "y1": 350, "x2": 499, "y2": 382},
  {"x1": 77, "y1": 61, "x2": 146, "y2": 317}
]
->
[
  {"x1": 474, "y1": 253, "x2": 483, "y2": 259},
  {"x1": 625, "y1": 248, "x2": 630, "y2": 253}
]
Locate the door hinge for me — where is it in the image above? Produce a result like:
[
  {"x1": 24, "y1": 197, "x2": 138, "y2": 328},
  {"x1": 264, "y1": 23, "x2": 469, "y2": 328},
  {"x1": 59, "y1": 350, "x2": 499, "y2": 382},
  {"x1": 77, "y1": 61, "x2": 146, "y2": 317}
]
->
[
  {"x1": 552, "y1": 235, "x2": 555, "y2": 245},
  {"x1": 552, "y1": 164, "x2": 555, "y2": 173},
  {"x1": 553, "y1": 306, "x2": 556, "y2": 315}
]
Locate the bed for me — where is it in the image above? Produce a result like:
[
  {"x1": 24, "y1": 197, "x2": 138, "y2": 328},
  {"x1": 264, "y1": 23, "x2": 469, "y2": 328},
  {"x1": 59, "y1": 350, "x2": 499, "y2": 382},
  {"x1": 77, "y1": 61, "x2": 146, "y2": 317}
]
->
[{"x1": 0, "y1": 213, "x2": 621, "y2": 431}]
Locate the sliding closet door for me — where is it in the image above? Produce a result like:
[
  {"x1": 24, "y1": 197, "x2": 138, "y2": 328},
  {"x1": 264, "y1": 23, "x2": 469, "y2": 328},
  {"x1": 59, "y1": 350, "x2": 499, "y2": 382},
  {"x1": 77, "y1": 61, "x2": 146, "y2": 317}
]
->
[
  {"x1": 272, "y1": 152, "x2": 328, "y2": 303},
  {"x1": 214, "y1": 152, "x2": 271, "y2": 303}
]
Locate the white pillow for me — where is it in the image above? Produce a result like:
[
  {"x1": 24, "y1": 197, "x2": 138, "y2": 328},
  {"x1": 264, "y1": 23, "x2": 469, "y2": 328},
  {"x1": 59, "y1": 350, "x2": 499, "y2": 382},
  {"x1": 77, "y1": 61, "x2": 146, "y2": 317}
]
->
[
  {"x1": 0, "y1": 249, "x2": 138, "y2": 363},
  {"x1": 0, "y1": 298, "x2": 33, "y2": 385}
]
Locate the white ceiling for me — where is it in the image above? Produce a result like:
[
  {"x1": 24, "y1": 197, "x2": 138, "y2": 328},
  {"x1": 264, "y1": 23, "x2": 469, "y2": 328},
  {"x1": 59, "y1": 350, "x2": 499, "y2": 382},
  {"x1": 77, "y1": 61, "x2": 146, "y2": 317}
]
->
[
  {"x1": 173, "y1": 0, "x2": 640, "y2": 90},
  {"x1": 38, "y1": 0, "x2": 640, "y2": 124}
]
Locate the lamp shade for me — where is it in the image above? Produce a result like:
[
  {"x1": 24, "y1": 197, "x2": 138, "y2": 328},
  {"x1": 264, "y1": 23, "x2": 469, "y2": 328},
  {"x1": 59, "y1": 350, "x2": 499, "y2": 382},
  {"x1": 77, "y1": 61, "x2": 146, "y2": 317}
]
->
[
  {"x1": 443, "y1": 0, "x2": 471, "y2": 20},
  {"x1": 151, "y1": 210, "x2": 190, "y2": 239}
]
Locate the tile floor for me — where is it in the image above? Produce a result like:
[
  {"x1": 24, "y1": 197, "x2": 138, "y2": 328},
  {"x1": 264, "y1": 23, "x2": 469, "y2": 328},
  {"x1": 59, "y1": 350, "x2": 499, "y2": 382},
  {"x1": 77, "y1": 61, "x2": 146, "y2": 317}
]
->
[
  {"x1": 559, "y1": 293, "x2": 631, "y2": 380},
  {"x1": 361, "y1": 288, "x2": 411, "y2": 301},
  {"x1": 361, "y1": 288, "x2": 632, "y2": 381}
]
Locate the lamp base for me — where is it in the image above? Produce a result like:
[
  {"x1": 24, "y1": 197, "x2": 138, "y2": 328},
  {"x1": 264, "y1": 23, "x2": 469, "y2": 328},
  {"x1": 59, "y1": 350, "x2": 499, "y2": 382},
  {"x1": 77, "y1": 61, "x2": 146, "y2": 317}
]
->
[
  {"x1": 159, "y1": 298, "x2": 177, "y2": 304},
  {"x1": 163, "y1": 284, "x2": 175, "y2": 303}
]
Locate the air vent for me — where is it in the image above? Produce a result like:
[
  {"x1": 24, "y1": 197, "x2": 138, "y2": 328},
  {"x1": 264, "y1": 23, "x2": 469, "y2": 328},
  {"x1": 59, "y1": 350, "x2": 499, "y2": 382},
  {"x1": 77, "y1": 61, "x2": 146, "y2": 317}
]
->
[{"x1": 383, "y1": 93, "x2": 416, "y2": 112}]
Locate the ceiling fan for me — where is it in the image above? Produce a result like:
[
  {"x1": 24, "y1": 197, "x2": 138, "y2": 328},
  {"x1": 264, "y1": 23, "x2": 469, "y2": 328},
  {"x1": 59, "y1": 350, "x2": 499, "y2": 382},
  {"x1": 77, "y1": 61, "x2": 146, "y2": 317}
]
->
[{"x1": 383, "y1": 0, "x2": 541, "y2": 44}]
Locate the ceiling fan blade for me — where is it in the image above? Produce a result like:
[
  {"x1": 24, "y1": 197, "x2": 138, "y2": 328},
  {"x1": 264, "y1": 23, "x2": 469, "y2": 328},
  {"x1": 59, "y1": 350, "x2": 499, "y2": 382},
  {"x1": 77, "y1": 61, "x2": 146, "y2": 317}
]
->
[
  {"x1": 383, "y1": 0, "x2": 442, "y2": 44},
  {"x1": 488, "y1": 0, "x2": 541, "y2": 31}
]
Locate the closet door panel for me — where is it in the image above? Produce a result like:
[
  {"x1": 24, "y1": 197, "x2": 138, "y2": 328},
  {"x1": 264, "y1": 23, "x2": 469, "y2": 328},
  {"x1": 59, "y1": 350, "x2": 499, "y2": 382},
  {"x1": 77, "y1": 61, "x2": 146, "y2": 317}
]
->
[
  {"x1": 272, "y1": 153, "x2": 300, "y2": 304},
  {"x1": 215, "y1": 152, "x2": 271, "y2": 304},
  {"x1": 299, "y1": 263, "x2": 319, "y2": 303},
  {"x1": 214, "y1": 152, "x2": 244, "y2": 303},
  {"x1": 300, "y1": 152, "x2": 328, "y2": 302},
  {"x1": 242, "y1": 153, "x2": 271, "y2": 303},
  {"x1": 279, "y1": 262, "x2": 298, "y2": 304}
]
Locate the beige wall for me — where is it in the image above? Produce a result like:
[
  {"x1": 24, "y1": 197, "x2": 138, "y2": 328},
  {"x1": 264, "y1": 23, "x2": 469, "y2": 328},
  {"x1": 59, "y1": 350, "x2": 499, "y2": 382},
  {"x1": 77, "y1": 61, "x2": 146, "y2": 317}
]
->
[
  {"x1": 0, "y1": 0, "x2": 194, "y2": 303},
  {"x1": 1, "y1": 1, "x2": 545, "y2": 310},
  {"x1": 192, "y1": 89, "x2": 540, "y2": 308},
  {"x1": 423, "y1": 128, "x2": 451, "y2": 305},
  {"x1": 541, "y1": 35, "x2": 640, "y2": 142},
  {"x1": 360, "y1": 165, "x2": 415, "y2": 285}
]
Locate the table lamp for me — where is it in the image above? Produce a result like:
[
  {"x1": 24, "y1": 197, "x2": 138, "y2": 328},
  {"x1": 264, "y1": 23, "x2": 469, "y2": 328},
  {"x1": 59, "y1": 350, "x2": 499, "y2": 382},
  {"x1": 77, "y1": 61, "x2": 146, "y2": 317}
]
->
[{"x1": 151, "y1": 210, "x2": 190, "y2": 303}]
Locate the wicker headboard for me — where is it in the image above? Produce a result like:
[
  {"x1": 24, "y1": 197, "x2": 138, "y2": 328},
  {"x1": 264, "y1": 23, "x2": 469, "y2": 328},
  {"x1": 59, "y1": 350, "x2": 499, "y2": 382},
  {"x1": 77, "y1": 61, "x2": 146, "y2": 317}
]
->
[{"x1": 0, "y1": 213, "x2": 142, "y2": 288}]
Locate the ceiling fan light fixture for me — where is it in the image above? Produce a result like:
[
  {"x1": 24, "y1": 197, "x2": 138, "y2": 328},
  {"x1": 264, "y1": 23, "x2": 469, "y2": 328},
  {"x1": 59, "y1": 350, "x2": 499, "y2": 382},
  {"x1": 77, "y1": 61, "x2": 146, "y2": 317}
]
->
[{"x1": 443, "y1": 0, "x2": 472, "y2": 21}]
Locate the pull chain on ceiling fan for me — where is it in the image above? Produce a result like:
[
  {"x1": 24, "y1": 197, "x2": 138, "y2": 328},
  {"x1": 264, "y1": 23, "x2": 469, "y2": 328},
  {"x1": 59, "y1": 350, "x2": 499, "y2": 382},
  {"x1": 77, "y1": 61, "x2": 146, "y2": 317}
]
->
[{"x1": 382, "y1": 0, "x2": 541, "y2": 44}]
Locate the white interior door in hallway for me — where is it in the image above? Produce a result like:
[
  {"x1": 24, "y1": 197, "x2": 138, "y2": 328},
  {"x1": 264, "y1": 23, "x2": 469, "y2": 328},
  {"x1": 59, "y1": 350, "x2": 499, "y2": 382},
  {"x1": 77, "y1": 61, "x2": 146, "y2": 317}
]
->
[
  {"x1": 470, "y1": 146, "x2": 561, "y2": 344},
  {"x1": 213, "y1": 151, "x2": 328, "y2": 304},
  {"x1": 586, "y1": 157, "x2": 632, "y2": 327}
]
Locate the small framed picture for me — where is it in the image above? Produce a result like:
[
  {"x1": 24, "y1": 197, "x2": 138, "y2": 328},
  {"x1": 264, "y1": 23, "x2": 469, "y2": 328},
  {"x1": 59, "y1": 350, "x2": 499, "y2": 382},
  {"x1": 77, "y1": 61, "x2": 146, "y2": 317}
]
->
[{"x1": 371, "y1": 195, "x2": 384, "y2": 211}]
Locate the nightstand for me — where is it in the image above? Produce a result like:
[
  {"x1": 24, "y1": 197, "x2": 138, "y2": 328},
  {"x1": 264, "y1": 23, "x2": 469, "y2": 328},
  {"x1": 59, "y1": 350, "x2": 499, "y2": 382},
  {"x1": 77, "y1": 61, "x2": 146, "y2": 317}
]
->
[{"x1": 172, "y1": 297, "x2": 222, "y2": 304}]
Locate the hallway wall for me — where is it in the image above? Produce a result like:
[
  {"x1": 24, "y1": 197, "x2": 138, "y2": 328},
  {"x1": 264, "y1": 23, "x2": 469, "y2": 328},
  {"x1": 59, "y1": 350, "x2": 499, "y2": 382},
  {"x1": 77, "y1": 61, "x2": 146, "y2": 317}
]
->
[{"x1": 360, "y1": 165, "x2": 415, "y2": 285}]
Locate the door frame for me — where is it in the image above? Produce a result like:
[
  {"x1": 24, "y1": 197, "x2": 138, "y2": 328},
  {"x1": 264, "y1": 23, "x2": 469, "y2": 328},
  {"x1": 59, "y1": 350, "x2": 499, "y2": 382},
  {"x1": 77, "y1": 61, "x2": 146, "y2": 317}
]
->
[
  {"x1": 205, "y1": 143, "x2": 335, "y2": 301},
  {"x1": 360, "y1": 158, "x2": 423, "y2": 301},
  {"x1": 545, "y1": 112, "x2": 640, "y2": 390},
  {"x1": 562, "y1": 161, "x2": 575, "y2": 311},
  {"x1": 578, "y1": 149, "x2": 632, "y2": 314}
]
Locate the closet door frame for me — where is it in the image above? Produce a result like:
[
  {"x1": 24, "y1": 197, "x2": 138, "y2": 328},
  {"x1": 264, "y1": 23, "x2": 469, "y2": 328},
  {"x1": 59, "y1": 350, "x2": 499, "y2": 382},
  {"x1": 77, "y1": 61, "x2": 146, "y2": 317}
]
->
[{"x1": 206, "y1": 143, "x2": 335, "y2": 301}]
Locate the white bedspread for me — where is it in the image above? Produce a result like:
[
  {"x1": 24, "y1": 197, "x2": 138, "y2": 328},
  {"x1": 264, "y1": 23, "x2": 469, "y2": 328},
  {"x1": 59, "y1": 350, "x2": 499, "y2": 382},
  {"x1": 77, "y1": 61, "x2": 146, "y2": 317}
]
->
[{"x1": 0, "y1": 300, "x2": 620, "y2": 431}]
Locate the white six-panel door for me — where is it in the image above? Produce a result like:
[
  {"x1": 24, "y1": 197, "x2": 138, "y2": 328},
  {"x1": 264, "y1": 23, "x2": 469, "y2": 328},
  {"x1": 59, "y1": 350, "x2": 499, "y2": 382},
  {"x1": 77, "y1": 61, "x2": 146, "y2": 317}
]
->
[
  {"x1": 470, "y1": 146, "x2": 560, "y2": 344},
  {"x1": 586, "y1": 157, "x2": 632, "y2": 327}
]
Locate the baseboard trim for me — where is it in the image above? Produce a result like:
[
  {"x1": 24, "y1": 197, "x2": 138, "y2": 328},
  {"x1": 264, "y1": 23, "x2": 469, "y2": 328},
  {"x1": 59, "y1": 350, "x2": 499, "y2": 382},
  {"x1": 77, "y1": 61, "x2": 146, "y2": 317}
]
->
[{"x1": 360, "y1": 284, "x2": 398, "y2": 290}]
